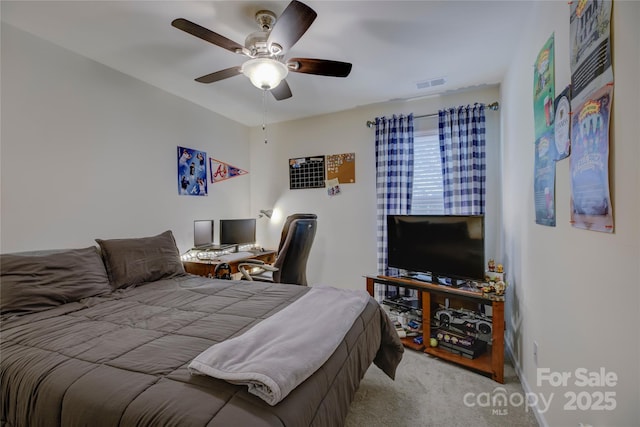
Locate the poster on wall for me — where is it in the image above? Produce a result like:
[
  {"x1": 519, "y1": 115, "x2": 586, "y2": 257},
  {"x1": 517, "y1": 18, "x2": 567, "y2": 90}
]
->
[
  {"x1": 570, "y1": 85, "x2": 613, "y2": 232},
  {"x1": 554, "y1": 86, "x2": 572, "y2": 161},
  {"x1": 570, "y1": 0, "x2": 613, "y2": 106},
  {"x1": 533, "y1": 34, "x2": 556, "y2": 226},
  {"x1": 534, "y1": 132, "x2": 558, "y2": 227},
  {"x1": 533, "y1": 34, "x2": 555, "y2": 140},
  {"x1": 209, "y1": 158, "x2": 248, "y2": 183},
  {"x1": 178, "y1": 146, "x2": 207, "y2": 196},
  {"x1": 569, "y1": 0, "x2": 613, "y2": 233}
]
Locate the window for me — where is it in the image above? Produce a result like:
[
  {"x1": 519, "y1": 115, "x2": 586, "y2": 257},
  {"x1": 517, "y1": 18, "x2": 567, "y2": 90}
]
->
[{"x1": 411, "y1": 116, "x2": 444, "y2": 214}]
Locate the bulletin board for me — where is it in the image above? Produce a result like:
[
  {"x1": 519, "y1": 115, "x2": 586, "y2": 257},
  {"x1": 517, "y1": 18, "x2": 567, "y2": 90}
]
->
[
  {"x1": 326, "y1": 152, "x2": 356, "y2": 183},
  {"x1": 289, "y1": 156, "x2": 326, "y2": 189}
]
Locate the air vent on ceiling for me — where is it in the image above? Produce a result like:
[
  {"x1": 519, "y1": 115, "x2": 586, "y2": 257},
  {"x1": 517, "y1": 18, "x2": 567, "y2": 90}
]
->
[{"x1": 416, "y1": 76, "x2": 447, "y2": 90}]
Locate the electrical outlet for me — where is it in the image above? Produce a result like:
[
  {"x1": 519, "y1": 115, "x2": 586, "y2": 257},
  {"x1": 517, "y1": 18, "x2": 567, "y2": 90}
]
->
[{"x1": 533, "y1": 341, "x2": 539, "y2": 366}]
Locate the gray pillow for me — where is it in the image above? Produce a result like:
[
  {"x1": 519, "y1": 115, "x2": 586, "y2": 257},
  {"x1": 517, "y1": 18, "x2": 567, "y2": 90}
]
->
[
  {"x1": 0, "y1": 247, "x2": 111, "y2": 315},
  {"x1": 95, "y1": 230, "x2": 185, "y2": 290}
]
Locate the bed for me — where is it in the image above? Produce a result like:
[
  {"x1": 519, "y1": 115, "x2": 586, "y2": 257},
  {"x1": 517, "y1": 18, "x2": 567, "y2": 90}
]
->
[{"x1": 0, "y1": 231, "x2": 403, "y2": 427}]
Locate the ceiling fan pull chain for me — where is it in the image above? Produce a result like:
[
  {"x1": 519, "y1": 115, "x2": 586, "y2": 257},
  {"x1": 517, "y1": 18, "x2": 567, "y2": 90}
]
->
[{"x1": 262, "y1": 89, "x2": 268, "y2": 144}]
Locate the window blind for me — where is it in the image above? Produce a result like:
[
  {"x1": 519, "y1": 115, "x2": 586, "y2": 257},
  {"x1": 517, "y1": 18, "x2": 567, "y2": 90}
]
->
[{"x1": 411, "y1": 117, "x2": 444, "y2": 215}]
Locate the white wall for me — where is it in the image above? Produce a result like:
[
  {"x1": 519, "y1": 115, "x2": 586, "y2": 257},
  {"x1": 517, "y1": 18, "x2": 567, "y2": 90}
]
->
[
  {"x1": 501, "y1": 2, "x2": 639, "y2": 426},
  {"x1": 248, "y1": 86, "x2": 501, "y2": 289},
  {"x1": 1, "y1": 24, "x2": 251, "y2": 253}
]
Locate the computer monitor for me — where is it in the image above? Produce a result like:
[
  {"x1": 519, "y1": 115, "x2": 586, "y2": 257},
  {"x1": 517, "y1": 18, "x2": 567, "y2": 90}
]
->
[
  {"x1": 193, "y1": 220, "x2": 214, "y2": 248},
  {"x1": 220, "y1": 218, "x2": 256, "y2": 245}
]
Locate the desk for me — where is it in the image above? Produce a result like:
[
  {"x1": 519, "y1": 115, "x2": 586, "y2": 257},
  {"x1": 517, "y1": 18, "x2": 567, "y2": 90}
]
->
[
  {"x1": 366, "y1": 275, "x2": 505, "y2": 383},
  {"x1": 183, "y1": 250, "x2": 276, "y2": 278}
]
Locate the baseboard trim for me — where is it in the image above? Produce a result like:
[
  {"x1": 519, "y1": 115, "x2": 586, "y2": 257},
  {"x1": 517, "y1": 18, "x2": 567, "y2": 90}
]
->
[{"x1": 505, "y1": 341, "x2": 549, "y2": 427}]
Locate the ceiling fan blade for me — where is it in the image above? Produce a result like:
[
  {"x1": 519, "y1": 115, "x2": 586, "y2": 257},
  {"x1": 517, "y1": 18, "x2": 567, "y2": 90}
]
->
[
  {"x1": 271, "y1": 80, "x2": 293, "y2": 100},
  {"x1": 195, "y1": 67, "x2": 242, "y2": 84},
  {"x1": 172, "y1": 18, "x2": 244, "y2": 54},
  {"x1": 267, "y1": 1, "x2": 317, "y2": 53},
  {"x1": 287, "y1": 58, "x2": 352, "y2": 78}
]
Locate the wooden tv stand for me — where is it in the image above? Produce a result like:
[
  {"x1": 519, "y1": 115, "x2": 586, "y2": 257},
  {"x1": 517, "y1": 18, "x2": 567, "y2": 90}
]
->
[{"x1": 365, "y1": 275, "x2": 505, "y2": 383}]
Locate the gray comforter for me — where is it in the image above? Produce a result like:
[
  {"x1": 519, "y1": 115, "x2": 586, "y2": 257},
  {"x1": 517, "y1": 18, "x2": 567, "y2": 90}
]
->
[{"x1": 1, "y1": 275, "x2": 403, "y2": 427}]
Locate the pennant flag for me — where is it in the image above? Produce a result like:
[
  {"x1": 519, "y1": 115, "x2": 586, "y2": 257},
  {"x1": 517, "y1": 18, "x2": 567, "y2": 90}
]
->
[{"x1": 209, "y1": 157, "x2": 248, "y2": 183}]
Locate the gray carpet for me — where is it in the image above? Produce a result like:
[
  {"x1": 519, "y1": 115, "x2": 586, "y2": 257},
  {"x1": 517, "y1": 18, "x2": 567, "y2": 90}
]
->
[{"x1": 345, "y1": 349, "x2": 539, "y2": 427}]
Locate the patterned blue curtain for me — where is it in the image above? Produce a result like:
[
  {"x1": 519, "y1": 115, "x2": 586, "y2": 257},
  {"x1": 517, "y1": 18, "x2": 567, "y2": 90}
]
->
[
  {"x1": 438, "y1": 104, "x2": 486, "y2": 215},
  {"x1": 375, "y1": 114, "x2": 414, "y2": 299}
]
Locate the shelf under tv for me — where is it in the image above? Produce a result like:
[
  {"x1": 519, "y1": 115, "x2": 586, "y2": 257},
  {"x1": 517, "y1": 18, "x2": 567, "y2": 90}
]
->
[
  {"x1": 365, "y1": 275, "x2": 504, "y2": 383},
  {"x1": 400, "y1": 336, "x2": 425, "y2": 351},
  {"x1": 425, "y1": 344, "x2": 494, "y2": 372}
]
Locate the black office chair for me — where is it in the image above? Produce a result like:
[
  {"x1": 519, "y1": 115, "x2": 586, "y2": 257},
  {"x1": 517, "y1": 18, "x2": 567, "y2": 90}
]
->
[
  {"x1": 238, "y1": 214, "x2": 317, "y2": 286},
  {"x1": 276, "y1": 213, "x2": 317, "y2": 252}
]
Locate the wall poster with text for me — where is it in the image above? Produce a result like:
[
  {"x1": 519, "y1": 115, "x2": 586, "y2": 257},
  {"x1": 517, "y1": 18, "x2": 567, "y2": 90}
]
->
[
  {"x1": 570, "y1": 0, "x2": 613, "y2": 106},
  {"x1": 534, "y1": 132, "x2": 558, "y2": 227},
  {"x1": 533, "y1": 34, "x2": 555, "y2": 141},
  {"x1": 178, "y1": 146, "x2": 207, "y2": 196},
  {"x1": 533, "y1": 34, "x2": 557, "y2": 227},
  {"x1": 554, "y1": 86, "x2": 572, "y2": 161},
  {"x1": 569, "y1": 0, "x2": 613, "y2": 232},
  {"x1": 569, "y1": 85, "x2": 613, "y2": 232}
]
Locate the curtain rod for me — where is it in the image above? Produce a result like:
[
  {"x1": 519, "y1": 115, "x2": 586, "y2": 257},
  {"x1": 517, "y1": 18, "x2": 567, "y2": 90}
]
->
[{"x1": 365, "y1": 101, "x2": 499, "y2": 128}]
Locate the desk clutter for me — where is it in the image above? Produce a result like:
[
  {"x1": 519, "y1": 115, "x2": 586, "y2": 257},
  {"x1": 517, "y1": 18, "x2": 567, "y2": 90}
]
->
[
  {"x1": 430, "y1": 303, "x2": 492, "y2": 360},
  {"x1": 381, "y1": 294, "x2": 494, "y2": 360},
  {"x1": 483, "y1": 258, "x2": 507, "y2": 295},
  {"x1": 181, "y1": 245, "x2": 263, "y2": 262},
  {"x1": 381, "y1": 296, "x2": 423, "y2": 341},
  {"x1": 181, "y1": 247, "x2": 276, "y2": 281},
  {"x1": 366, "y1": 275, "x2": 505, "y2": 382}
]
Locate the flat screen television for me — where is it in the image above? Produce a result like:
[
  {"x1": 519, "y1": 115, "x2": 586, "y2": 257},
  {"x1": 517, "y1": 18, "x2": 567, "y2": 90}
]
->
[
  {"x1": 193, "y1": 220, "x2": 214, "y2": 248},
  {"x1": 220, "y1": 218, "x2": 256, "y2": 245},
  {"x1": 387, "y1": 214, "x2": 485, "y2": 284}
]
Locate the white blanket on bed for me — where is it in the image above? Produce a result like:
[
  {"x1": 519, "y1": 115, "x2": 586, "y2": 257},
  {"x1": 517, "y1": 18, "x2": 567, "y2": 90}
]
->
[{"x1": 188, "y1": 286, "x2": 371, "y2": 406}]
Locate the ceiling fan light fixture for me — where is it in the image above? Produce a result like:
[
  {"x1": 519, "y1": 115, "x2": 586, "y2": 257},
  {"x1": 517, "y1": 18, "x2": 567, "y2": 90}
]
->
[{"x1": 241, "y1": 58, "x2": 288, "y2": 90}]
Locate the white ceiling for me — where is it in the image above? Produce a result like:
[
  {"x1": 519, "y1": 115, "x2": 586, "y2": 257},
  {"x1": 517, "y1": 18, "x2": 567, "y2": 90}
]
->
[{"x1": 1, "y1": 1, "x2": 535, "y2": 127}]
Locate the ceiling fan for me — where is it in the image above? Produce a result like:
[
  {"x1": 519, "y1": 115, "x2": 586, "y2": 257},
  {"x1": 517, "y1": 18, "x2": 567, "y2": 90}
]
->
[{"x1": 172, "y1": 0, "x2": 352, "y2": 101}]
